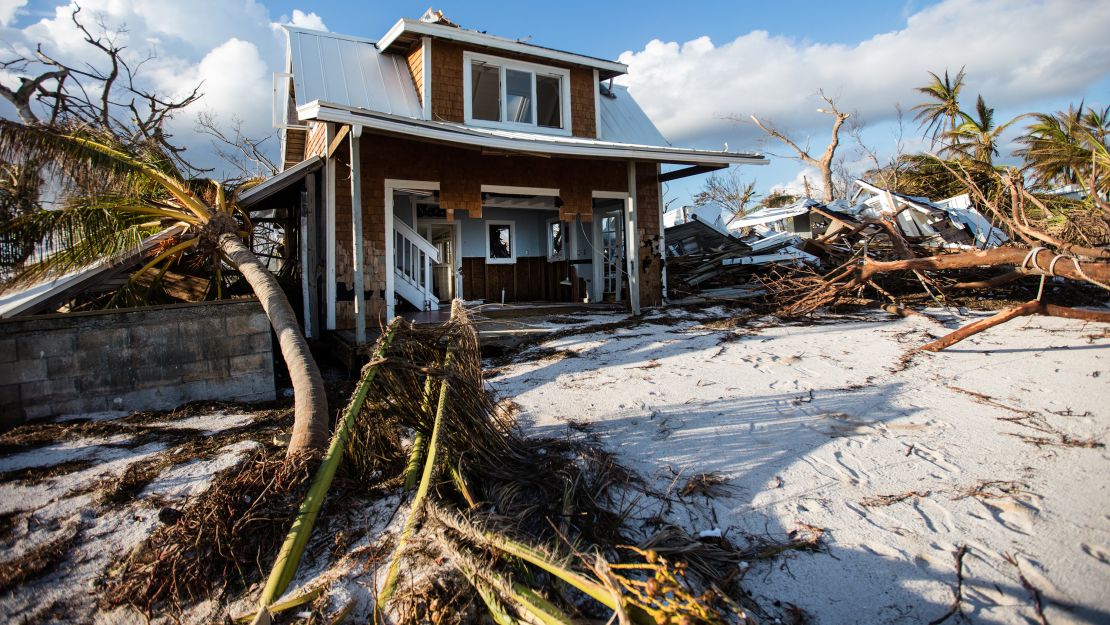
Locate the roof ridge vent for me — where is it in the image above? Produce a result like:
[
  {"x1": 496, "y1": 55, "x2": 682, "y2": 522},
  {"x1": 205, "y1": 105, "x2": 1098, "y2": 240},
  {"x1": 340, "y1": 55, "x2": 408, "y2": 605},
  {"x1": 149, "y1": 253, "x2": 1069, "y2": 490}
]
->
[{"x1": 419, "y1": 8, "x2": 459, "y2": 28}]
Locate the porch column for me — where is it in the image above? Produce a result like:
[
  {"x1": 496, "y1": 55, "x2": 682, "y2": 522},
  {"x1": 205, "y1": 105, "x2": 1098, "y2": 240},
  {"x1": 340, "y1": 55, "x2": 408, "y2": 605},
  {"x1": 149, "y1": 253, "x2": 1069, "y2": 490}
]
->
[
  {"x1": 625, "y1": 161, "x2": 641, "y2": 315},
  {"x1": 325, "y1": 125, "x2": 337, "y2": 330},
  {"x1": 349, "y1": 125, "x2": 367, "y2": 344}
]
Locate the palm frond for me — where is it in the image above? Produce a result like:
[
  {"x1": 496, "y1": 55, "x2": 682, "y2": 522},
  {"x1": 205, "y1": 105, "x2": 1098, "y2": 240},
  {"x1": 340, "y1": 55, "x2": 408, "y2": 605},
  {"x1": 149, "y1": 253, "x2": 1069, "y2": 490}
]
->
[{"x1": 0, "y1": 197, "x2": 175, "y2": 290}]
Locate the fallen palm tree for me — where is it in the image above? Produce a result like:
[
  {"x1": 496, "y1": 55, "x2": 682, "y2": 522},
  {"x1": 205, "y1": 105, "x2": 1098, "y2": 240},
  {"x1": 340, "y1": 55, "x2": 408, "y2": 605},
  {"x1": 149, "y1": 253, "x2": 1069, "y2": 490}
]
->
[{"x1": 109, "y1": 301, "x2": 759, "y2": 624}]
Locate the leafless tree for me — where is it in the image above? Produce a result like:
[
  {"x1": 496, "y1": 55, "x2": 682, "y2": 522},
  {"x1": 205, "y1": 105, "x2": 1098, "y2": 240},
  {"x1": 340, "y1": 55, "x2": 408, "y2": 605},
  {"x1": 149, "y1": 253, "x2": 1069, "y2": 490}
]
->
[
  {"x1": 693, "y1": 167, "x2": 760, "y2": 226},
  {"x1": 197, "y1": 112, "x2": 279, "y2": 181},
  {"x1": 747, "y1": 90, "x2": 851, "y2": 202},
  {"x1": 0, "y1": 5, "x2": 204, "y2": 171}
]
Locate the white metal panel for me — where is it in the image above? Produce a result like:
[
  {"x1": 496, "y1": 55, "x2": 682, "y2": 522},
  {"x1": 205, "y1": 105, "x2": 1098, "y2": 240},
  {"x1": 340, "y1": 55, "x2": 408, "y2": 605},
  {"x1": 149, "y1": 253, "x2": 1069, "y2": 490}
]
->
[
  {"x1": 286, "y1": 26, "x2": 423, "y2": 120},
  {"x1": 598, "y1": 84, "x2": 669, "y2": 147}
]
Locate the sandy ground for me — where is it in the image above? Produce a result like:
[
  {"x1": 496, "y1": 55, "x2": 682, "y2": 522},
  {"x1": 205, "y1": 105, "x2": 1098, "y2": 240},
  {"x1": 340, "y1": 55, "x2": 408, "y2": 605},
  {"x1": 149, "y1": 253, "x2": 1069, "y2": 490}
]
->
[
  {"x1": 0, "y1": 411, "x2": 272, "y2": 624},
  {"x1": 2, "y1": 308, "x2": 1106, "y2": 624},
  {"x1": 489, "y1": 307, "x2": 1110, "y2": 625}
]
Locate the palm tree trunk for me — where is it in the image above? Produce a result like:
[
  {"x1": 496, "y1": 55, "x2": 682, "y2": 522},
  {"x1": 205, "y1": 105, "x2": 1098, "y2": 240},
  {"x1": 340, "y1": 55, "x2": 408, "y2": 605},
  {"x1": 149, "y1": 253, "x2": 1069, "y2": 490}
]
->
[{"x1": 218, "y1": 233, "x2": 329, "y2": 456}]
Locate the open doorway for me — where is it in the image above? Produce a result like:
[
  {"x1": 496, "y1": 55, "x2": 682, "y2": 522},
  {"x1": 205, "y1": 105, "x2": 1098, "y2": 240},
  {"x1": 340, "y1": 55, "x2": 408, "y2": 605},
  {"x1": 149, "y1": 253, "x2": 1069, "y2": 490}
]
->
[{"x1": 592, "y1": 199, "x2": 625, "y2": 303}]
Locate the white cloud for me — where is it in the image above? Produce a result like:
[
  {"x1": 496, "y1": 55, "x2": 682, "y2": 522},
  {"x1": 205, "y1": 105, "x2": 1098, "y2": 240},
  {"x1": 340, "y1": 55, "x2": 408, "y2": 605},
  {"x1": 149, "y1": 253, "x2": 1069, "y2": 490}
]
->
[
  {"x1": 0, "y1": 0, "x2": 27, "y2": 26},
  {"x1": 619, "y1": 0, "x2": 1110, "y2": 147},
  {"x1": 284, "y1": 9, "x2": 327, "y2": 32},
  {"x1": 0, "y1": 1, "x2": 329, "y2": 174}
]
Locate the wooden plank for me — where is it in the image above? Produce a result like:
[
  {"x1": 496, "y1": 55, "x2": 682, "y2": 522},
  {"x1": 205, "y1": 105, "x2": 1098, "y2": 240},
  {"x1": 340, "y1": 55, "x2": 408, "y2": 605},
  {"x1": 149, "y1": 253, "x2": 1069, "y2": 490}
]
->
[{"x1": 327, "y1": 125, "x2": 350, "y2": 159}]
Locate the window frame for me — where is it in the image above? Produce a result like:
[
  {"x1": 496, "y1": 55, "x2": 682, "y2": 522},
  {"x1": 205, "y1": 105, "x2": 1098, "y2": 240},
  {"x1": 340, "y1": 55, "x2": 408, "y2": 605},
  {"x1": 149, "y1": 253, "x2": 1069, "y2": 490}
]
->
[
  {"x1": 485, "y1": 219, "x2": 517, "y2": 265},
  {"x1": 546, "y1": 218, "x2": 567, "y2": 262},
  {"x1": 463, "y1": 51, "x2": 573, "y2": 136}
]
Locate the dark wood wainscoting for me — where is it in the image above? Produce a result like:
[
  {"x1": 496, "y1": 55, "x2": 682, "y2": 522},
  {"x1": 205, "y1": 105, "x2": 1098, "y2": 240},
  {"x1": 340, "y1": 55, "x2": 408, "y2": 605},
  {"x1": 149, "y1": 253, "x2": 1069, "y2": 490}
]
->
[{"x1": 461, "y1": 257, "x2": 587, "y2": 302}]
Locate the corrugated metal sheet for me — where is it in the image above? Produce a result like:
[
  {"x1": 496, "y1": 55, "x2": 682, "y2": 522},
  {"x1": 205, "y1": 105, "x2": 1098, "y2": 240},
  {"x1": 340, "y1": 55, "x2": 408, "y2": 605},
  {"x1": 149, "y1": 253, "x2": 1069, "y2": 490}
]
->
[
  {"x1": 286, "y1": 26, "x2": 423, "y2": 120},
  {"x1": 598, "y1": 84, "x2": 669, "y2": 148}
]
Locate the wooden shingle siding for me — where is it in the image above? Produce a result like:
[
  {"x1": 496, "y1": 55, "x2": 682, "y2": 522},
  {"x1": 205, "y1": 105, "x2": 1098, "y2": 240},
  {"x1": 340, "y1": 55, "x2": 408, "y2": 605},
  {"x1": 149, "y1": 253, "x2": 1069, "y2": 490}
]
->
[
  {"x1": 304, "y1": 121, "x2": 328, "y2": 158},
  {"x1": 406, "y1": 41, "x2": 425, "y2": 106},
  {"x1": 426, "y1": 40, "x2": 597, "y2": 138},
  {"x1": 331, "y1": 133, "x2": 662, "y2": 326}
]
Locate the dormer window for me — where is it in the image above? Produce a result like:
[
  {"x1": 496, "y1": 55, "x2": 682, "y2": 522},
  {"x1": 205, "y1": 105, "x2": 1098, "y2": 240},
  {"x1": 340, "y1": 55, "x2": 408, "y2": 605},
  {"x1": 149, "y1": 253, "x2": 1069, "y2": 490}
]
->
[{"x1": 463, "y1": 52, "x2": 571, "y2": 135}]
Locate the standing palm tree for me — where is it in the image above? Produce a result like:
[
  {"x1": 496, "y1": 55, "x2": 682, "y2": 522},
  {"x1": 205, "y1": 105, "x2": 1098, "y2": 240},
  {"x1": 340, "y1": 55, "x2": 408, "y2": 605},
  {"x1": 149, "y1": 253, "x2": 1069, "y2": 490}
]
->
[
  {"x1": 1017, "y1": 103, "x2": 1110, "y2": 200},
  {"x1": 912, "y1": 67, "x2": 967, "y2": 146},
  {"x1": 0, "y1": 120, "x2": 329, "y2": 457},
  {"x1": 941, "y1": 95, "x2": 1026, "y2": 165}
]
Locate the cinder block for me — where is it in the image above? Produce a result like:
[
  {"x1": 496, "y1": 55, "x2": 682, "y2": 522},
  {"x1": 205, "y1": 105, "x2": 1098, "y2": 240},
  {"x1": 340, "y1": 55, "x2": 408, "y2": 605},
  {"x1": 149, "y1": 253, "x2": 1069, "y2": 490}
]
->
[
  {"x1": 0, "y1": 359, "x2": 47, "y2": 385},
  {"x1": 229, "y1": 352, "x2": 273, "y2": 375},
  {"x1": 76, "y1": 327, "x2": 129, "y2": 352},
  {"x1": 21, "y1": 377, "x2": 78, "y2": 402},
  {"x1": 17, "y1": 331, "x2": 76, "y2": 360},
  {"x1": 225, "y1": 332, "x2": 272, "y2": 358},
  {"x1": 0, "y1": 338, "x2": 17, "y2": 363}
]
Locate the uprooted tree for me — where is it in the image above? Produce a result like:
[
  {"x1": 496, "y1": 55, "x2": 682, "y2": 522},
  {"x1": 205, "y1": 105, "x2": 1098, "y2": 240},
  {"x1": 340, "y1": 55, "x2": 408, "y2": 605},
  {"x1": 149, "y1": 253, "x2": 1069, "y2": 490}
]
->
[{"x1": 0, "y1": 6, "x2": 328, "y2": 457}]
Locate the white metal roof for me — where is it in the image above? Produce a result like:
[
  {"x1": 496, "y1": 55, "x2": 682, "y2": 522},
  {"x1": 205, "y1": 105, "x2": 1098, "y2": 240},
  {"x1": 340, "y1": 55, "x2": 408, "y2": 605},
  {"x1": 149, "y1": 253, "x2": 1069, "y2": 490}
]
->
[
  {"x1": 238, "y1": 156, "x2": 323, "y2": 207},
  {"x1": 0, "y1": 225, "x2": 187, "y2": 318},
  {"x1": 598, "y1": 85, "x2": 670, "y2": 147},
  {"x1": 728, "y1": 201, "x2": 816, "y2": 229},
  {"x1": 301, "y1": 101, "x2": 766, "y2": 166},
  {"x1": 285, "y1": 26, "x2": 422, "y2": 119},
  {"x1": 282, "y1": 25, "x2": 764, "y2": 166}
]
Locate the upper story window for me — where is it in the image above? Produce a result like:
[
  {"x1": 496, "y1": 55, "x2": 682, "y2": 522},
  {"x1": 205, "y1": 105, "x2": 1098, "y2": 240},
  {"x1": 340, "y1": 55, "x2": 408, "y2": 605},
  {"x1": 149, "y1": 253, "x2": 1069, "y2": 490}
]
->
[{"x1": 464, "y1": 51, "x2": 571, "y2": 135}]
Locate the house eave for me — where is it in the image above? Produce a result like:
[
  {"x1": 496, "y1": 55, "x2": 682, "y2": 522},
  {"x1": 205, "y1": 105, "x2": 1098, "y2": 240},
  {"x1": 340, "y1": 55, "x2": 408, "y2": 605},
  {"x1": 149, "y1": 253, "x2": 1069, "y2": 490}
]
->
[
  {"x1": 298, "y1": 101, "x2": 767, "y2": 167},
  {"x1": 377, "y1": 18, "x2": 629, "y2": 79}
]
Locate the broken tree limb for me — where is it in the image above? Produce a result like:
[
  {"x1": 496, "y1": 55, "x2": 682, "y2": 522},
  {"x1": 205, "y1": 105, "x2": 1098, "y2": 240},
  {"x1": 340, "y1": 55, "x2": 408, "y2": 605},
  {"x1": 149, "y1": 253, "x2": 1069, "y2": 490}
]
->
[
  {"x1": 950, "y1": 269, "x2": 1028, "y2": 290},
  {"x1": 918, "y1": 300, "x2": 1110, "y2": 352},
  {"x1": 852, "y1": 247, "x2": 1110, "y2": 288}
]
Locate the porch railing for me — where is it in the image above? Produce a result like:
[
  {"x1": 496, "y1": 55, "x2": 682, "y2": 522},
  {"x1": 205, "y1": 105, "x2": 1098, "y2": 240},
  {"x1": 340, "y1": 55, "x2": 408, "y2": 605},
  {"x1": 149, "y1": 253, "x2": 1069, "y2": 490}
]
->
[{"x1": 394, "y1": 220, "x2": 441, "y2": 310}]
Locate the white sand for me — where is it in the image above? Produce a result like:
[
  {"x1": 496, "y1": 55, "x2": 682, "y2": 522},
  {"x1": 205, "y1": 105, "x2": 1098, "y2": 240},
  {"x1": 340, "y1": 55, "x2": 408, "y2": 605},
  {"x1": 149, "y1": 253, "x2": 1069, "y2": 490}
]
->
[{"x1": 489, "y1": 308, "x2": 1110, "y2": 625}]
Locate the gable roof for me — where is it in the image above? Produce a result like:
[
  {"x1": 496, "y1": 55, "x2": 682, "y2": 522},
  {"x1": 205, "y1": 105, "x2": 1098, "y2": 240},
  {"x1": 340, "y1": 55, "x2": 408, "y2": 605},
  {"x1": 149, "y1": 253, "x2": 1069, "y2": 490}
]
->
[
  {"x1": 285, "y1": 27, "x2": 422, "y2": 119},
  {"x1": 282, "y1": 26, "x2": 765, "y2": 168},
  {"x1": 376, "y1": 18, "x2": 628, "y2": 80}
]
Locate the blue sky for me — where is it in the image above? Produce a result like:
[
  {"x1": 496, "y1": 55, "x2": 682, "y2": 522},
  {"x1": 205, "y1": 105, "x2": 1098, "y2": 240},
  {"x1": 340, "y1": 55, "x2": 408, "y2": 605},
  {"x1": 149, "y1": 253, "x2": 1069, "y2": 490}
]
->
[{"x1": 2, "y1": 1, "x2": 1108, "y2": 210}]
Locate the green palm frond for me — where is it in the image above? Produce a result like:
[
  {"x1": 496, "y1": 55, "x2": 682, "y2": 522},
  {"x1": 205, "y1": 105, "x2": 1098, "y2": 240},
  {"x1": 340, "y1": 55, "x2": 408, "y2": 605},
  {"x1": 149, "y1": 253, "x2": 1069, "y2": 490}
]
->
[
  {"x1": 912, "y1": 67, "x2": 966, "y2": 143},
  {"x1": 0, "y1": 121, "x2": 210, "y2": 220},
  {"x1": 0, "y1": 196, "x2": 176, "y2": 290}
]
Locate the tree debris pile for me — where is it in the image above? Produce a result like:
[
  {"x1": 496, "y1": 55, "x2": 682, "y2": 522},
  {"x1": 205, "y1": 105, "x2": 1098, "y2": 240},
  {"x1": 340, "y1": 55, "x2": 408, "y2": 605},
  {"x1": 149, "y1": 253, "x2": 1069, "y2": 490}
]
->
[
  {"x1": 103, "y1": 449, "x2": 314, "y2": 612},
  {"x1": 96, "y1": 303, "x2": 785, "y2": 624},
  {"x1": 666, "y1": 169, "x2": 1109, "y2": 352}
]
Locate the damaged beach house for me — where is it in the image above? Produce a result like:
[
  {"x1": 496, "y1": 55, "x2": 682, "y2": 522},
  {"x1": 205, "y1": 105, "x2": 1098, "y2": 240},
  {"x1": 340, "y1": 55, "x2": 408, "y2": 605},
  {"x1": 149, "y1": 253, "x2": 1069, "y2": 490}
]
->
[
  {"x1": 239, "y1": 9, "x2": 767, "y2": 351},
  {"x1": 663, "y1": 179, "x2": 1008, "y2": 298}
]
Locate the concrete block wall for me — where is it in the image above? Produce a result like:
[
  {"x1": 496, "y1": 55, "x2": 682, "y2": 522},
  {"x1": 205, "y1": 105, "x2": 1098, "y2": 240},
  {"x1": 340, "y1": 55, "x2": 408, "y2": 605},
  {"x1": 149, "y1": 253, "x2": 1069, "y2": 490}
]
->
[{"x1": 0, "y1": 299, "x2": 275, "y2": 429}]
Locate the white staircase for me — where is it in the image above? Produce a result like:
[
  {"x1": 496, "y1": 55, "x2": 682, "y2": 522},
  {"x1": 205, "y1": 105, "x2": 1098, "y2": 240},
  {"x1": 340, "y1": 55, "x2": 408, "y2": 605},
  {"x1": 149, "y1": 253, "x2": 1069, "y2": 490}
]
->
[{"x1": 394, "y1": 220, "x2": 441, "y2": 310}]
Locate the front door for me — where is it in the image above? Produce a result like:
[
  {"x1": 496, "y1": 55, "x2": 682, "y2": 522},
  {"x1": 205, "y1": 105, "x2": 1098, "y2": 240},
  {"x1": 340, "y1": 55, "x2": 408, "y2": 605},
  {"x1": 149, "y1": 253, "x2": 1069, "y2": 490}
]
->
[
  {"x1": 594, "y1": 207, "x2": 624, "y2": 302},
  {"x1": 428, "y1": 223, "x2": 457, "y2": 303}
]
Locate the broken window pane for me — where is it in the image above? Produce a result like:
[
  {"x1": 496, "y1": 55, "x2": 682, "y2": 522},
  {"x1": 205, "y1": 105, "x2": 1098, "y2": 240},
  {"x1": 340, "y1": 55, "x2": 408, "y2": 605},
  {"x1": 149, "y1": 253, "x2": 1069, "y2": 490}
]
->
[
  {"x1": 536, "y1": 74, "x2": 561, "y2": 128},
  {"x1": 548, "y1": 220, "x2": 564, "y2": 260},
  {"x1": 505, "y1": 69, "x2": 532, "y2": 124},
  {"x1": 471, "y1": 61, "x2": 500, "y2": 121},
  {"x1": 488, "y1": 223, "x2": 513, "y2": 260}
]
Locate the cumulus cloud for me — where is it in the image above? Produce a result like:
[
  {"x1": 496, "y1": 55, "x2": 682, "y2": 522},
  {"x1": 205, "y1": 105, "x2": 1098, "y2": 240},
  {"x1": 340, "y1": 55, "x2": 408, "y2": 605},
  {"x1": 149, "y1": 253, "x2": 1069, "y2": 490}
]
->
[
  {"x1": 283, "y1": 9, "x2": 327, "y2": 31},
  {"x1": 0, "y1": 0, "x2": 26, "y2": 26},
  {"x1": 619, "y1": 0, "x2": 1110, "y2": 147},
  {"x1": 0, "y1": 1, "x2": 326, "y2": 173}
]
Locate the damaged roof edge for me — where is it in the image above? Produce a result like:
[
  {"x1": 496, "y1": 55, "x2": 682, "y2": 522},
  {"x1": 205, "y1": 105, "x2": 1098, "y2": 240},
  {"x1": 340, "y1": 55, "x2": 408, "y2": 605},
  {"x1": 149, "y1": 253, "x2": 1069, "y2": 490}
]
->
[
  {"x1": 377, "y1": 18, "x2": 629, "y2": 78},
  {"x1": 238, "y1": 156, "x2": 324, "y2": 207},
  {"x1": 299, "y1": 101, "x2": 767, "y2": 167}
]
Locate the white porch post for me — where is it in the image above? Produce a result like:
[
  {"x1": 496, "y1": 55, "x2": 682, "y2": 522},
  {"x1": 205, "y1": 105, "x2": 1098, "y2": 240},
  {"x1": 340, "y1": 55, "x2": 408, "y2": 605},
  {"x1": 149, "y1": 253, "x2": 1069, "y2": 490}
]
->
[
  {"x1": 625, "y1": 161, "x2": 641, "y2": 315},
  {"x1": 656, "y1": 163, "x2": 668, "y2": 302},
  {"x1": 325, "y1": 125, "x2": 337, "y2": 330},
  {"x1": 349, "y1": 125, "x2": 367, "y2": 344},
  {"x1": 385, "y1": 183, "x2": 395, "y2": 321}
]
